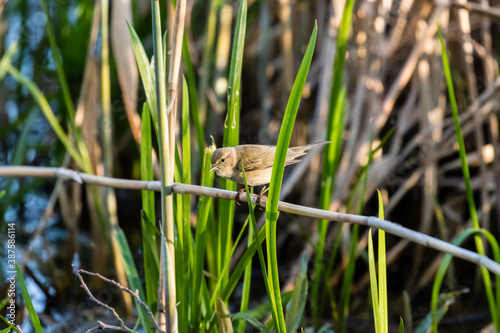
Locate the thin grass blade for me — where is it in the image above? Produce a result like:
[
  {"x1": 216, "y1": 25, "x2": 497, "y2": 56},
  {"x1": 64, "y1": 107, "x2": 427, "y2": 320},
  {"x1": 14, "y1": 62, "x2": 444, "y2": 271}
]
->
[
  {"x1": 182, "y1": 36, "x2": 205, "y2": 162},
  {"x1": 218, "y1": 0, "x2": 247, "y2": 291},
  {"x1": 368, "y1": 229, "x2": 380, "y2": 333},
  {"x1": 193, "y1": 144, "x2": 216, "y2": 326},
  {"x1": 15, "y1": 262, "x2": 43, "y2": 333},
  {"x1": 313, "y1": 0, "x2": 355, "y2": 324},
  {"x1": 377, "y1": 190, "x2": 388, "y2": 333},
  {"x1": 140, "y1": 104, "x2": 159, "y2": 312},
  {"x1": 285, "y1": 251, "x2": 309, "y2": 332},
  {"x1": 127, "y1": 21, "x2": 159, "y2": 138},
  {"x1": 3, "y1": 64, "x2": 84, "y2": 168},
  {"x1": 437, "y1": 24, "x2": 498, "y2": 329},
  {"x1": 241, "y1": 165, "x2": 276, "y2": 329}
]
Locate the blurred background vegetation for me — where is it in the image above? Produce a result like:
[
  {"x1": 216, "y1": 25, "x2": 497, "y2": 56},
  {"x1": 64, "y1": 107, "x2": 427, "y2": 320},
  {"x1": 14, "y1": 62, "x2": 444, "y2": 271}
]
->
[{"x1": 1, "y1": 0, "x2": 500, "y2": 332}]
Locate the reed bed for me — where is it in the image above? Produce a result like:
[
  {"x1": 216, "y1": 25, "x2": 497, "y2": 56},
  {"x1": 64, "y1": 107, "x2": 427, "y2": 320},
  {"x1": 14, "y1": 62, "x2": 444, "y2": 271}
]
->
[{"x1": 1, "y1": 0, "x2": 500, "y2": 332}]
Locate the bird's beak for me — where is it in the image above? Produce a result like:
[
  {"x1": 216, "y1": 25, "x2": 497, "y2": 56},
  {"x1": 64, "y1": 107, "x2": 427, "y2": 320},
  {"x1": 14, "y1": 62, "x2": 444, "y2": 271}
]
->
[{"x1": 209, "y1": 165, "x2": 216, "y2": 172}]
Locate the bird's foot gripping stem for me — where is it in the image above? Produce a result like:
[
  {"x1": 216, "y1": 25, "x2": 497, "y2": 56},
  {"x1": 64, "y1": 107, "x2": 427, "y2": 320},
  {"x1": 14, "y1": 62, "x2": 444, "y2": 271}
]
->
[
  {"x1": 235, "y1": 188, "x2": 247, "y2": 205},
  {"x1": 255, "y1": 186, "x2": 269, "y2": 209}
]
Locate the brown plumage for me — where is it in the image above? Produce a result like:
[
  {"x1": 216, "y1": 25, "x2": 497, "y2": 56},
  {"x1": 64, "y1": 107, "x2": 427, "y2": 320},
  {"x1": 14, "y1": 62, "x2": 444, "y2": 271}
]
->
[{"x1": 209, "y1": 142, "x2": 329, "y2": 187}]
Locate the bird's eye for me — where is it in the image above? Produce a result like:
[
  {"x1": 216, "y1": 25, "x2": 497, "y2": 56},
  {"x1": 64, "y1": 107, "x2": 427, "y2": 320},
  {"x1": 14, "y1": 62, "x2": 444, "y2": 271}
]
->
[{"x1": 220, "y1": 158, "x2": 225, "y2": 163}]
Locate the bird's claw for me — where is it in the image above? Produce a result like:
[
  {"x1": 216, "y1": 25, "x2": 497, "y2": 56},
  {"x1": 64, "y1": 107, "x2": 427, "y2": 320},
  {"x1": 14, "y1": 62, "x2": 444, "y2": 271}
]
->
[
  {"x1": 255, "y1": 187, "x2": 269, "y2": 209},
  {"x1": 256, "y1": 195, "x2": 264, "y2": 209},
  {"x1": 235, "y1": 188, "x2": 246, "y2": 205}
]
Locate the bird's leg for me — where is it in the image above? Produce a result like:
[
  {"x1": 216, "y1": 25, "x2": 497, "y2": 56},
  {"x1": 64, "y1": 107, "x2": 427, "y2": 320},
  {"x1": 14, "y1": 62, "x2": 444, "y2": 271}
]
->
[
  {"x1": 235, "y1": 187, "x2": 250, "y2": 205},
  {"x1": 256, "y1": 186, "x2": 269, "y2": 208}
]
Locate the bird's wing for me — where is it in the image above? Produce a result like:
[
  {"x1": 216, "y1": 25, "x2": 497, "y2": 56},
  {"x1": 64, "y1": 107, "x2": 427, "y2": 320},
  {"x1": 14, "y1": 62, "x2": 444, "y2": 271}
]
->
[{"x1": 236, "y1": 146, "x2": 276, "y2": 171}]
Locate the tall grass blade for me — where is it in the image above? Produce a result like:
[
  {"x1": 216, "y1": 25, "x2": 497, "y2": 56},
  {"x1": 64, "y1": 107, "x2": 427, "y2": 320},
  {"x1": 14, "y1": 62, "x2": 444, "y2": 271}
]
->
[
  {"x1": 211, "y1": 216, "x2": 251, "y2": 301},
  {"x1": 40, "y1": 0, "x2": 94, "y2": 175},
  {"x1": 1, "y1": 109, "x2": 38, "y2": 216},
  {"x1": 237, "y1": 247, "x2": 251, "y2": 333},
  {"x1": 176, "y1": 77, "x2": 193, "y2": 332},
  {"x1": 237, "y1": 195, "x2": 253, "y2": 333},
  {"x1": 181, "y1": 76, "x2": 192, "y2": 255},
  {"x1": 15, "y1": 262, "x2": 43, "y2": 333},
  {"x1": 368, "y1": 229, "x2": 380, "y2": 333},
  {"x1": 152, "y1": 0, "x2": 176, "y2": 329},
  {"x1": 437, "y1": 24, "x2": 498, "y2": 329},
  {"x1": 221, "y1": 226, "x2": 266, "y2": 301},
  {"x1": 241, "y1": 165, "x2": 276, "y2": 330},
  {"x1": 313, "y1": 87, "x2": 346, "y2": 325},
  {"x1": 377, "y1": 190, "x2": 388, "y2": 333},
  {"x1": 313, "y1": 0, "x2": 354, "y2": 324},
  {"x1": 209, "y1": 217, "x2": 251, "y2": 329},
  {"x1": 3, "y1": 64, "x2": 84, "y2": 168},
  {"x1": 337, "y1": 224, "x2": 358, "y2": 333},
  {"x1": 173, "y1": 147, "x2": 185, "y2": 327},
  {"x1": 265, "y1": 23, "x2": 317, "y2": 333},
  {"x1": 197, "y1": 0, "x2": 220, "y2": 126},
  {"x1": 193, "y1": 143, "x2": 216, "y2": 328},
  {"x1": 127, "y1": 21, "x2": 159, "y2": 138},
  {"x1": 285, "y1": 251, "x2": 309, "y2": 332},
  {"x1": 338, "y1": 131, "x2": 381, "y2": 331},
  {"x1": 140, "y1": 103, "x2": 159, "y2": 311},
  {"x1": 182, "y1": 36, "x2": 205, "y2": 162},
  {"x1": 140, "y1": 212, "x2": 160, "y2": 303},
  {"x1": 218, "y1": 0, "x2": 247, "y2": 290},
  {"x1": 39, "y1": 0, "x2": 75, "y2": 122}
]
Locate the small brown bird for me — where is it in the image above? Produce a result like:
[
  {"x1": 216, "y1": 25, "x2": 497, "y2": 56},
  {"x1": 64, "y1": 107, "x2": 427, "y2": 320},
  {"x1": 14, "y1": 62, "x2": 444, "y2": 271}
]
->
[{"x1": 210, "y1": 142, "x2": 329, "y2": 202}]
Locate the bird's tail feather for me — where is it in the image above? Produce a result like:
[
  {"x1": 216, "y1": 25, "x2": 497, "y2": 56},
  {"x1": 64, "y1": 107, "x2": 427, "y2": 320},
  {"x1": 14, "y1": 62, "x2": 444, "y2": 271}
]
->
[
  {"x1": 289, "y1": 141, "x2": 331, "y2": 153},
  {"x1": 286, "y1": 141, "x2": 330, "y2": 165}
]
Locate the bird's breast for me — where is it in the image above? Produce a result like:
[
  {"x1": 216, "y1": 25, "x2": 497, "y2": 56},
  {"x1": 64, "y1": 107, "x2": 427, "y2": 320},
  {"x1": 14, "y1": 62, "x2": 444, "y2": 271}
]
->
[{"x1": 230, "y1": 168, "x2": 273, "y2": 187}]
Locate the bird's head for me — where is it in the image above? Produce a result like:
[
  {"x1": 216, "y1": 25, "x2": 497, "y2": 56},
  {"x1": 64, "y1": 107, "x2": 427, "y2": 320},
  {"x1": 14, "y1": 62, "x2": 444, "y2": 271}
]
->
[{"x1": 210, "y1": 147, "x2": 237, "y2": 178}]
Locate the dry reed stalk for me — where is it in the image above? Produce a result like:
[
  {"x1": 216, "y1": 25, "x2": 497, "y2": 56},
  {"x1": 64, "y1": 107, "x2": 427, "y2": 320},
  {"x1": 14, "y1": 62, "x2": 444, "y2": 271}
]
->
[
  {"x1": 278, "y1": 0, "x2": 294, "y2": 96},
  {"x1": 76, "y1": 0, "x2": 109, "y2": 279},
  {"x1": 3, "y1": 165, "x2": 500, "y2": 276}
]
